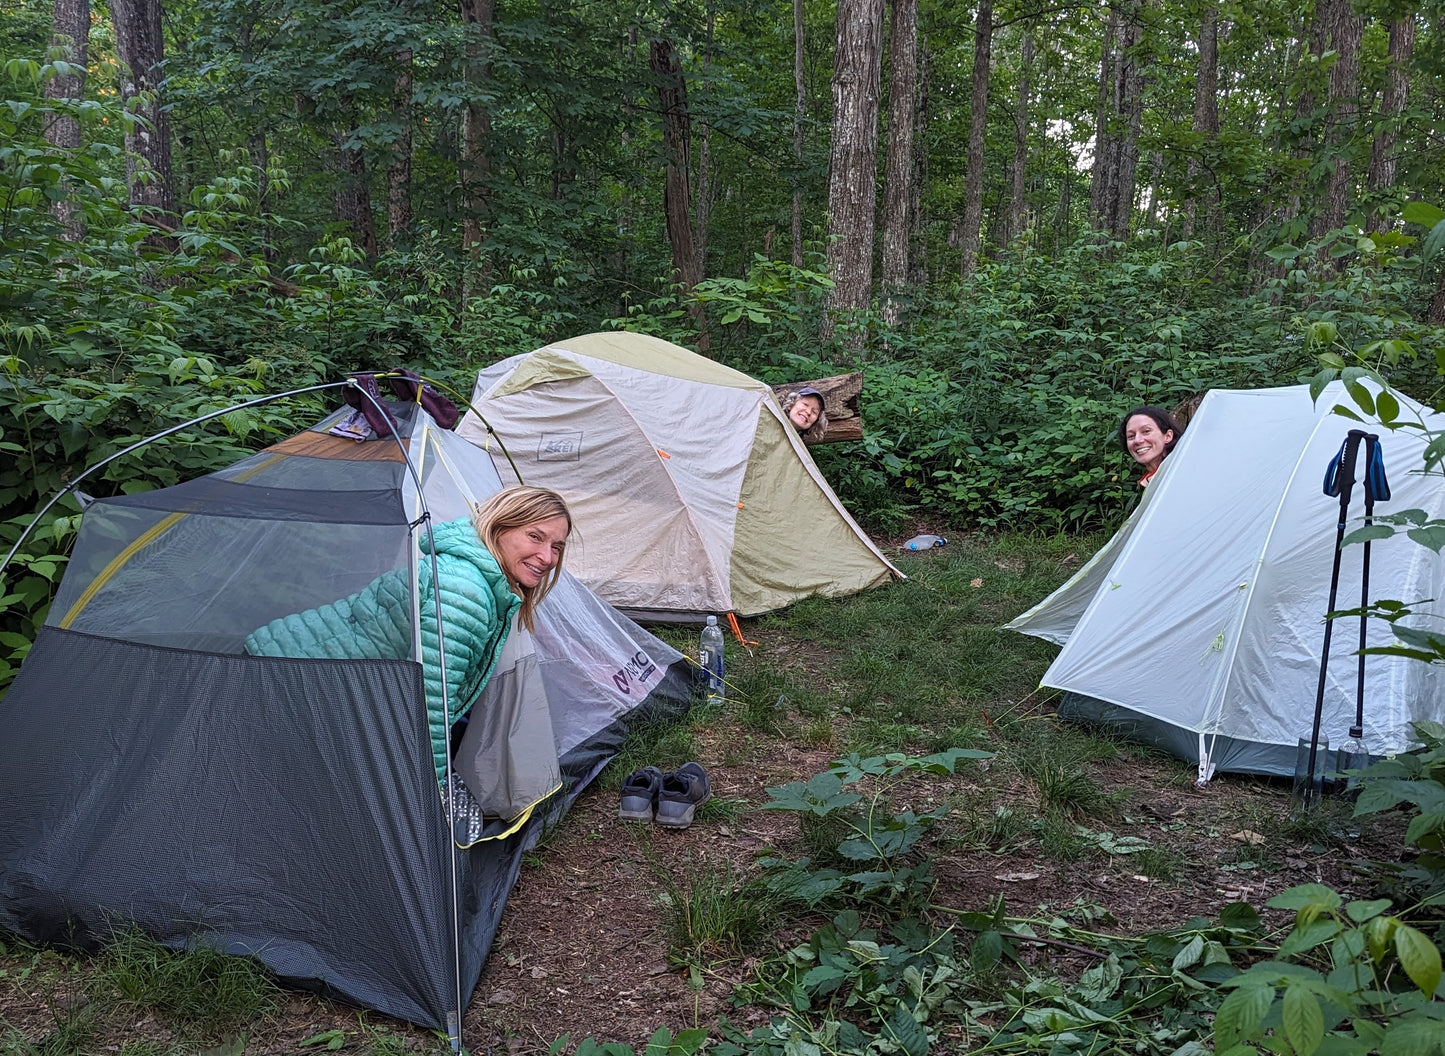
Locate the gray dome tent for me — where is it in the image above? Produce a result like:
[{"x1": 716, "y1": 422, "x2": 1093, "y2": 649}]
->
[{"x1": 0, "y1": 395, "x2": 690, "y2": 1041}]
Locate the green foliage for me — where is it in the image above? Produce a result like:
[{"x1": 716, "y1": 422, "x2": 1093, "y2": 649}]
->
[
  {"x1": 1213, "y1": 884, "x2": 1445, "y2": 1056},
  {"x1": 758, "y1": 749, "x2": 990, "y2": 910},
  {"x1": 1352, "y1": 720, "x2": 1445, "y2": 903},
  {"x1": 548, "y1": 1027, "x2": 709, "y2": 1056}
]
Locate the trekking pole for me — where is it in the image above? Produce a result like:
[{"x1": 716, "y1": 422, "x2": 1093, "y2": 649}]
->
[
  {"x1": 1343, "y1": 435, "x2": 1390, "y2": 783},
  {"x1": 1306, "y1": 429, "x2": 1367, "y2": 806}
]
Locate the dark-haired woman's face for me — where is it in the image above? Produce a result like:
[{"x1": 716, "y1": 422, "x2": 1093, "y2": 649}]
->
[{"x1": 1125, "y1": 414, "x2": 1173, "y2": 472}]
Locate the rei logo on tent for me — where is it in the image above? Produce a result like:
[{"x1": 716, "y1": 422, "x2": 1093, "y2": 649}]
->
[
  {"x1": 612, "y1": 650, "x2": 659, "y2": 695},
  {"x1": 538, "y1": 431, "x2": 583, "y2": 460}
]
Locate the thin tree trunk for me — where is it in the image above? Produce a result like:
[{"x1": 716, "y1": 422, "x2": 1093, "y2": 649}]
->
[
  {"x1": 694, "y1": 11, "x2": 715, "y2": 269},
  {"x1": 110, "y1": 0, "x2": 176, "y2": 220},
  {"x1": 1008, "y1": 31, "x2": 1034, "y2": 245},
  {"x1": 1367, "y1": 17, "x2": 1415, "y2": 231},
  {"x1": 1182, "y1": 5, "x2": 1218, "y2": 242},
  {"x1": 822, "y1": 0, "x2": 885, "y2": 342},
  {"x1": 649, "y1": 38, "x2": 708, "y2": 341},
  {"x1": 1090, "y1": 7, "x2": 1119, "y2": 231},
  {"x1": 960, "y1": 0, "x2": 992, "y2": 278},
  {"x1": 459, "y1": 0, "x2": 495, "y2": 290},
  {"x1": 44, "y1": 0, "x2": 89, "y2": 239},
  {"x1": 792, "y1": 0, "x2": 806, "y2": 270},
  {"x1": 387, "y1": 47, "x2": 413, "y2": 246},
  {"x1": 1109, "y1": 5, "x2": 1145, "y2": 240},
  {"x1": 880, "y1": 0, "x2": 919, "y2": 319},
  {"x1": 335, "y1": 111, "x2": 378, "y2": 256},
  {"x1": 1316, "y1": 0, "x2": 1362, "y2": 237},
  {"x1": 908, "y1": 34, "x2": 930, "y2": 284}
]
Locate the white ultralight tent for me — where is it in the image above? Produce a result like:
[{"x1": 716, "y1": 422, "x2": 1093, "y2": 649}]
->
[
  {"x1": 1008, "y1": 382, "x2": 1445, "y2": 782},
  {"x1": 457, "y1": 331, "x2": 899, "y2": 620}
]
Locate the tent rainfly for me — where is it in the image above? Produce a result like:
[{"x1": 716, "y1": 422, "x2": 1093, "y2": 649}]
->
[
  {"x1": 0, "y1": 398, "x2": 690, "y2": 1041},
  {"x1": 1008, "y1": 382, "x2": 1445, "y2": 782},
  {"x1": 456, "y1": 331, "x2": 900, "y2": 620}
]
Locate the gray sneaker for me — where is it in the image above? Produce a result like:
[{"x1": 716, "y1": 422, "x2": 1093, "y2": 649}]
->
[
  {"x1": 618, "y1": 766, "x2": 663, "y2": 822},
  {"x1": 655, "y1": 762, "x2": 711, "y2": 829}
]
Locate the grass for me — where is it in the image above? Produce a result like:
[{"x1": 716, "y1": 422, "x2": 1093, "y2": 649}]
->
[{"x1": 656, "y1": 858, "x2": 780, "y2": 965}]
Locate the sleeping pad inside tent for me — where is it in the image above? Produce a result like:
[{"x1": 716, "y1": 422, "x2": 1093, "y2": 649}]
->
[
  {"x1": 1008, "y1": 382, "x2": 1445, "y2": 782},
  {"x1": 0, "y1": 400, "x2": 692, "y2": 1037}
]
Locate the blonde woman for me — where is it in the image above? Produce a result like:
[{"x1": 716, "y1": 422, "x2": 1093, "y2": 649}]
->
[{"x1": 247, "y1": 486, "x2": 573, "y2": 785}]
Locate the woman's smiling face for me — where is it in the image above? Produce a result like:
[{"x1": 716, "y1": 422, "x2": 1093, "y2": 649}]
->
[
  {"x1": 789, "y1": 395, "x2": 823, "y2": 430},
  {"x1": 492, "y1": 515, "x2": 569, "y2": 591},
  {"x1": 1125, "y1": 414, "x2": 1173, "y2": 472}
]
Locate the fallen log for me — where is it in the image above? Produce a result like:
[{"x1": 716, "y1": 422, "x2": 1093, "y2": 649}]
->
[{"x1": 771, "y1": 372, "x2": 863, "y2": 444}]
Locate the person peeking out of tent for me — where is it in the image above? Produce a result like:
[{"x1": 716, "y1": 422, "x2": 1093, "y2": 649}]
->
[
  {"x1": 780, "y1": 387, "x2": 828, "y2": 442},
  {"x1": 246, "y1": 486, "x2": 573, "y2": 792},
  {"x1": 1118, "y1": 406, "x2": 1183, "y2": 488}
]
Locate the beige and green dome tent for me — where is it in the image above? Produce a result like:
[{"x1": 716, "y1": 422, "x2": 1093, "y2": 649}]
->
[{"x1": 457, "y1": 332, "x2": 900, "y2": 620}]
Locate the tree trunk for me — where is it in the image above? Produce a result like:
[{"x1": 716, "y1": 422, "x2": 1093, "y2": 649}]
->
[
  {"x1": 1089, "y1": 7, "x2": 1119, "y2": 231},
  {"x1": 649, "y1": 38, "x2": 708, "y2": 340},
  {"x1": 909, "y1": 35, "x2": 930, "y2": 284},
  {"x1": 387, "y1": 47, "x2": 413, "y2": 247},
  {"x1": 792, "y1": 0, "x2": 806, "y2": 270},
  {"x1": 959, "y1": 0, "x2": 992, "y2": 278},
  {"x1": 335, "y1": 113, "x2": 378, "y2": 256},
  {"x1": 694, "y1": 11, "x2": 716, "y2": 271},
  {"x1": 880, "y1": 0, "x2": 919, "y2": 318},
  {"x1": 44, "y1": 0, "x2": 89, "y2": 239},
  {"x1": 1182, "y1": 5, "x2": 1218, "y2": 242},
  {"x1": 459, "y1": 0, "x2": 495, "y2": 289},
  {"x1": 1367, "y1": 17, "x2": 1415, "y2": 230},
  {"x1": 1314, "y1": 0, "x2": 1362, "y2": 238},
  {"x1": 822, "y1": 0, "x2": 885, "y2": 343},
  {"x1": 1008, "y1": 31, "x2": 1034, "y2": 244},
  {"x1": 1108, "y1": 5, "x2": 1145, "y2": 240},
  {"x1": 110, "y1": 0, "x2": 176, "y2": 220}
]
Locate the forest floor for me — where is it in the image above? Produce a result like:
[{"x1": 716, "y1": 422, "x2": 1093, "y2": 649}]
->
[{"x1": 0, "y1": 530, "x2": 1406, "y2": 1056}]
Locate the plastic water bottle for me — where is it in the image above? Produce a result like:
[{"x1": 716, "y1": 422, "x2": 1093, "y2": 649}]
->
[
  {"x1": 904, "y1": 534, "x2": 947, "y2": 550},
  {"x1": 699, "y1": 615, "x2": 725, "y2": 704}
]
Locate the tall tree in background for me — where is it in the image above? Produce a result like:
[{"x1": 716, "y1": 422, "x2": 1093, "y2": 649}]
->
[
  {"x1": 793, "y1": 0, "x2": 806, "y2": 270},
  {"x1": 335, "y1": 105, "x2": 378, "y2": 255},
  {"x1": 1008, "y1": 30, "x2": 1034, "y2": 243},
  {"x1": 1368, "y1": 14, "x2": 1415, "y2": 228},
  {"x1": 387, "y1": 42, "x2": 414, "y2": 246},
  {"x1": 823, "y1": 0, "x2": 885, "y2": 341},
  {"x1": 650, "y1": 37, "x2": 708, "y2": 342},
  {"x1": 1315, "y1": 0, "x2": 1362, "y2": 236},
  {"x1": 909, "y1": 36, "x2": 929, "y2": 284},
  {"x1": 43, "y1": 0, "x2": 89, "y2": 239},
  {"x1": 459, "y1": 0, "x2": 495, "y2": 283},
  {"x1": 1090, "y1": 0, "x2": 1144, "y2": 239},
  {"x1": 960, "y1": 0, "x2": 992, "y2": 278},
  {"x1": 1181, "y1": 5, "x2": 1218, "y2": 242},
  {"x1": 881, "y1": 0, "x2": 919, "y2": 320},
  {"x1": 110, "y1": 0, "x2": 176, "y2": 220}
]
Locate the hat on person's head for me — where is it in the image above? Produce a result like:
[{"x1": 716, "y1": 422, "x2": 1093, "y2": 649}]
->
[{"x1": 794, "y1": 386, "x2": 826, "y2": 411}]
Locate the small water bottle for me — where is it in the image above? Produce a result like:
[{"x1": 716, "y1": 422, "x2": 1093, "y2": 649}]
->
[
  {"x1": 699, "y1": 615, "x2": 726, "y2": 705},
  {"x1": 904, "y1": 534, "x2": 947, "y2": 550}
]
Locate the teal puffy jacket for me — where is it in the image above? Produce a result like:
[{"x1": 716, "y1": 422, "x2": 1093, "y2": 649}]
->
[{"x1": 246, "y1": 517, "x2": 521, "y2": 787}]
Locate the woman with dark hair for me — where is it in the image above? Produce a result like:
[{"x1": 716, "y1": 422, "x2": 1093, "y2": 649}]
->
[{"x1": 1118, "y1": 406, "x2": 1182, "y2": 488}]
